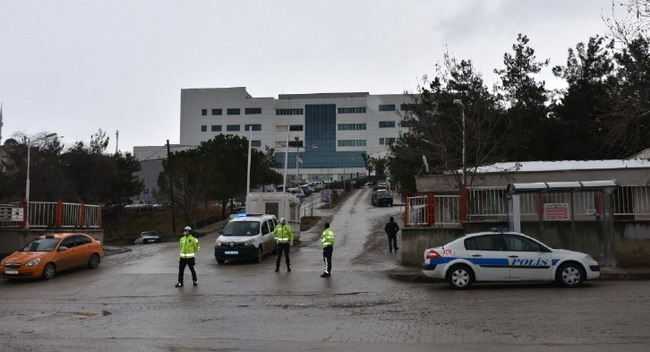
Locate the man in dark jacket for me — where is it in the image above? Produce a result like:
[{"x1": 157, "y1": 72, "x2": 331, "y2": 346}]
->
[{"x1": 384, "y1": 217, "x2": 400, "y2": 253}]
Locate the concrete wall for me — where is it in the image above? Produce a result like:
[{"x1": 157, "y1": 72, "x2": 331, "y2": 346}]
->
[
  {"x1": 401, "y1": 221, "x2": 650, "y2": 268},
  {"x1": 0, "y1": 229, "x2": 105, "y2": 258}
]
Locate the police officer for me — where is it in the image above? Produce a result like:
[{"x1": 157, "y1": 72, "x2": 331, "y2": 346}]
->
[
  {"x1": 384, "y1": 216, "x2": 400, "y2": 253},
  {"x1": 320, "y1": 223, "x2": 335, "y2": 278},
  {"x1": 176, "y1": 226, "x2": 200, "y2": 287},
  {"x1": 273, "y1": 217, "x2": 294, "y2": 272}
]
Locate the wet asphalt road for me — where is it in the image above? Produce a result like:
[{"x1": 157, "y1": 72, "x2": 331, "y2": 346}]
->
[{"x1": 1, "y1": 189, "x2": 650, "y2": 352}]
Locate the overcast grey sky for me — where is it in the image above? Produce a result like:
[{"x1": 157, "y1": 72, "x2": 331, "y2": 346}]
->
[{"x1": 0, "y1": 0, "x2": 615, "y2": 153}]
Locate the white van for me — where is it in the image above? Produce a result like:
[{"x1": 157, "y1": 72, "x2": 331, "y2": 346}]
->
[{"x1": 214, "y1": 214, "x2": 277, "y2": 264}]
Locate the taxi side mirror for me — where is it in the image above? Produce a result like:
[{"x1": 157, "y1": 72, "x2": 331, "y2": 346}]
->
[{"x1": 58, "y1": 246, "x2": 68, "y2": 251}]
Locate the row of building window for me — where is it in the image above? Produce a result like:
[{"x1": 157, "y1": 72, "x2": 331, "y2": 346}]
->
[
  {"x1": 200, "y1": 105, "x2": 412, "y2": 117},
  {"x1": 337, "y1": 121, "x2": 396, "y2": 130},
  {"x1": 200, "y1": 124, "x2": 262, "y2": 132},
  {"x1": 338, "y1": 107, "x2": 367, "y2": 114},
  {"x1": 201, "y1": 108, "x2": 263, "y2": 116}
]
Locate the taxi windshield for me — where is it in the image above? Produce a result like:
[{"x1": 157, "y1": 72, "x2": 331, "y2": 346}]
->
[
  {"x1": 20, "y1": 238, "x2": 61, "y2": 252},
  {"x1": 222, "y1": 221, "x2": 260, "y2": 236}
]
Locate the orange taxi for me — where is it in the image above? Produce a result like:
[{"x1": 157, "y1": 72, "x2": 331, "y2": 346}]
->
[{"x1": 0, "y1": 233, "x2": 105, "y2": 280}]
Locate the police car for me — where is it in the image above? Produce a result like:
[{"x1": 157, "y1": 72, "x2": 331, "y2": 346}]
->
[
  {"x1": 215, "y1": 213, "x2": 277, "y2": 264},
  {"x1": 421, "y1": 231, "x2": 600, "y2": 289}
]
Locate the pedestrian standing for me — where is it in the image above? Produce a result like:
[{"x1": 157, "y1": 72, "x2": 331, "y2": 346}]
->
[
  {"x1": 273, "y1": 217, "x2": 294, "y2": 272},
  {"x1": 385, "y1": 216, "x2": 400, "y2": 253},
  {"x1": 176, "y1": 226, "x2": 200, "y2": 287},
  {"x1": 320, "y1": 222, "x2": 335, "y2": 278}
]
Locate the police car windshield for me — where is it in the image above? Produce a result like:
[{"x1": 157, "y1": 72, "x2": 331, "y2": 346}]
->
[
  {"x1": 20, "y1": 238, "x2": 61, "y2": 252},
  {"x1": 222, "y1": 221, "x2": 261, "y2": 236}
]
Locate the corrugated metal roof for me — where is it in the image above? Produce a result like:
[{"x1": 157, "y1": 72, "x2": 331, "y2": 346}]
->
[{"x1": 473, "y1": 160, "x2": 650, "y2": 173}]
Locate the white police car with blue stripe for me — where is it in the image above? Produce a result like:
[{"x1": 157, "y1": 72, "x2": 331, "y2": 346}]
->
[{"x1": 421, "y1": 231, "x2": 600, "y2": 289}]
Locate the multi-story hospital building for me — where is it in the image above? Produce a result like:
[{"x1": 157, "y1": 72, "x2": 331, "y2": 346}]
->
[
  {"x1": 178, "y1": 87, "x2": 410, "y2": 183},
  {"x1": 133, "y1": 86, "x2": 411, "y2": 198}
]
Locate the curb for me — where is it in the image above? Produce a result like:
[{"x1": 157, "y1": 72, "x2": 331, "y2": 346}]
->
[{"x1": 388, "y1": 267, "x2": 650, "y2": 282}]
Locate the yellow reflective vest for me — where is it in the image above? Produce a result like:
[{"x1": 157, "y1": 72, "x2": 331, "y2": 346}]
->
[
  {"x1": 180, "y1": 234, "x2": 200, "y2": 258},
  {"x1": 273, "y1": 224, "x2": 294, "y2": 244},
  {"x1": 321, "y1": 227, "x2": 335, "y2": 248}
]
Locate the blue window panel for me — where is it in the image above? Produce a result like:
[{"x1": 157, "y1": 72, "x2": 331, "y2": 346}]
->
[
  {"x1": 211, "y1": 125, "x2": 221, "y2": 132},
  {"x1": 201, "y1": 109, "x2": 208, "y2": 116},
  {"x1": 337, "y1": 140, "x2": 366, "y2": 147},
  {"x1": 201, "y1": 125, "x2": 207, "y2": 132},
  {"x1": 380, "y1": 138, "x2": 396, "y2": 145},
  {"x1": 251, "y1": 140, "x2": 262, "y2": 147},
  {"x1": 245, "y1": 124, "x2": 262, "y2": 131},
  {"x1": 227, "y1": 125, "x2": 240, "y2": 131},
  {"x1": 227, "y1": 108, "x2": 241, "y2": 115},
  {"x1": 245, "y1": 108, "x2": 262, "y2": 115},
  {"x1": 276, "y1": 108, "x2": 304, "y2": 115},
  {"x1": 379, "y1": 104, "x2": 395, "y2": 112},
  {"x1": 379, "y1": 121, "x2": 396, "y2": 128},
  {"x1": 338, "y1": 123, "x2": 366, "y2": 131},
  {"x1": 337, "y1": 107, "x2": 366, "y2": 114},
  {"x1": 211, "y1": 109, "x2": 222, "y2": 115}
]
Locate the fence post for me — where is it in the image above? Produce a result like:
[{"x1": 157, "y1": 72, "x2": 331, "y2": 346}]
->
[
  {"x1": 459, "y1": 185, "x2": 469, "y2": 224},
  {"x1": 20, "y1": 198, "x2": 28, "y2": 229},
  {"x1": 98, "y1": 204, "x2": 103, "y2": 229},
  {"x1": 56, "y1": 200, "x2": 63, "y2": 228},
  {"x1": 79, "y1": 202, "x2": 85, "y2": 227},
  {"x1": 427, "y1": 193, "x2": 435, "y2": 226},
  {"x1": 404, "y1": 193, "x2": 410, "y2": 227}
]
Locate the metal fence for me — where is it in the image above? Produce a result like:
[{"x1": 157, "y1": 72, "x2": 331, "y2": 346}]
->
[
  {"x1": 0, "y1": 201, "x2": 102, "y2": 229},
  {"x1": 406, "y1": 185, "x2": 650, "y2": 227}
]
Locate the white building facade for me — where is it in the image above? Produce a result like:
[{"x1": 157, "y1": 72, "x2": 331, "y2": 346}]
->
[{"x1": 179, "y1": 87, "x2": 411, "y2": 183}]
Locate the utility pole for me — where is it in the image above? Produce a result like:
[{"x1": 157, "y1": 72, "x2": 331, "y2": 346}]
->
[{"x1": 167, "y1": 140, "x2": 176, "y2": 235}]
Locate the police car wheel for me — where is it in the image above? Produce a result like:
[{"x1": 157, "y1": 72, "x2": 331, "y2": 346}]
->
[
  {"x1": 447, "y1": 265, "x2": 474, "y2": 290},
  {"x1": 556, "y1": 262, "x2": 585, "y2": 288}
]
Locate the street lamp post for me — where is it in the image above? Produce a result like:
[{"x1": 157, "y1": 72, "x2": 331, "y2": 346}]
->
[
  {"x1": 453, "y1": 99, "x2": 467, "y2": 186},
  {"x1": 25, "y1": 133, "x2": 57, "y2": 229},
  {"x1": 294, "y1": 136, "x2": 300, "y2": 184}
]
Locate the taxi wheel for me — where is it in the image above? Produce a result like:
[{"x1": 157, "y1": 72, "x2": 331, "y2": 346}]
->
[
  {"x1": 42, "y1": 263, "x2": 56, "y2": 280},
  {"x1": 556, "y1": 262, "x2": 585, "y2": 288},
  {"x1": 447, "y1": 265, "x2": 474, "y2": 290},
  {"x1": 87, "y1": 253, "x2": 100, "y2": 269},
  {"x1": 255, "y1": 246, "x2": 263, "y2": 263}
]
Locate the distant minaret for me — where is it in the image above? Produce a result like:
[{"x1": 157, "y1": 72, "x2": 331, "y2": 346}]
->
[{"x1": 115, "y1": 130, "x2": 119, "y2": 154}]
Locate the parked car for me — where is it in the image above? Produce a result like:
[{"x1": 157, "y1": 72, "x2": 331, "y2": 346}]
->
[
  {"x1": 372, "y1": 189, "x2": 393, "y2": 207},
  {"x1": 134, "y1": 231, "x2": 161, "y2": 244},
  {"x1": 298, "y1": 184, "x2": 313, "y2": 196},
  {"x1": 0, "y1": 233, "x2": 105, "y2": 280},
  {"x1": 124, "y1": 200, "x2": 154, "y2": 211},
  {"x1": 214, "y1": 213, "x2": 278, "y2": 264},
  {"x1": 421, "y1": 231, "x2": 601, "y2": 289}
]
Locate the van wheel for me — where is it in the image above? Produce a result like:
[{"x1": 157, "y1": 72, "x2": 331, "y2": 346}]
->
[{"x1": 255, "y1": 246, "x2": 263, "y2": 263}]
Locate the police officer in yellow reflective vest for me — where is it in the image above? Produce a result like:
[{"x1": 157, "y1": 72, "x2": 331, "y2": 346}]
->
[
  {"x1": 273, "y1": 217, "x2": 294, "y2": 272},
  {"x1": 176, "y1": 226, "x2": 200, "y2": 287},
  {"x1": 320, "y1": 223, "x2": 335, "y2": 278}
]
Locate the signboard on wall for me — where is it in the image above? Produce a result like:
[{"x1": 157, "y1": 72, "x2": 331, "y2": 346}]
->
[
  {"x1": 0, "y1": 207, "x2": 24, "y2": 222},
  {"x1": 544, "y1": 203, "x2": 570, "y2": 221}
]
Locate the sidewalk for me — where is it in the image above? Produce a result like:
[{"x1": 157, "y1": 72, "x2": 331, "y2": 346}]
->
[{"x1": 388, "y1": 266, "x2": 650, "y2": 282}]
